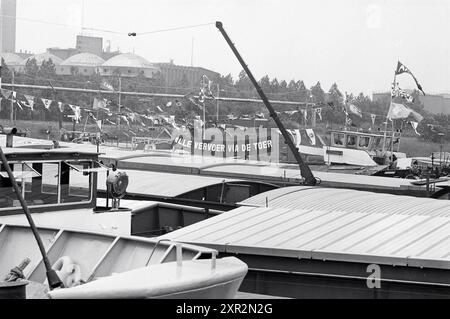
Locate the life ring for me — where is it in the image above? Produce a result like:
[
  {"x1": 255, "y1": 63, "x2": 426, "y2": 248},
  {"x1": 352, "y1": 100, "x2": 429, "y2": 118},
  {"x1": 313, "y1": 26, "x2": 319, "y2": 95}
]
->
[{"x1": 52, "y1": 256, "x2": 82, "y2": 288}]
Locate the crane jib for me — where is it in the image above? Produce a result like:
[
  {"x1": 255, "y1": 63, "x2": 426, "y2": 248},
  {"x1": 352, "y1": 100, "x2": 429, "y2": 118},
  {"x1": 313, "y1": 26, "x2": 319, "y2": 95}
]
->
[{"x1": 215, "y1": 21, "x2": 316, "y2": 186}]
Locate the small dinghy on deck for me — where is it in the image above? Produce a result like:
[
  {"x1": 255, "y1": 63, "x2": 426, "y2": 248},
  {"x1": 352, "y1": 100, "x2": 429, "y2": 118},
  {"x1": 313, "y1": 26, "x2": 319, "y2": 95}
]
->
[{"x1": 0, "y1": 223, "x2": 247, "y2": 299}]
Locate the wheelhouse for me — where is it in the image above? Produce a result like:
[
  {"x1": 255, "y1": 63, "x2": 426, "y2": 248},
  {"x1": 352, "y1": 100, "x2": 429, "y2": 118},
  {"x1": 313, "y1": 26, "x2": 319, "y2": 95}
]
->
[
  {"x1": 329, "y1": 130, "x2": 400, "y2": 152},
  {"x1": 0, "y1": 149, "x2": 103, "y2": 216}
]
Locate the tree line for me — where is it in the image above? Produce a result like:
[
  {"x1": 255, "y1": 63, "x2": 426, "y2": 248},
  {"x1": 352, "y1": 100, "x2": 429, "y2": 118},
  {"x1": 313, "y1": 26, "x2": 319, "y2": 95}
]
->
[{"x1": 1, "y1": 57, "x2": 448, "y2": 143}]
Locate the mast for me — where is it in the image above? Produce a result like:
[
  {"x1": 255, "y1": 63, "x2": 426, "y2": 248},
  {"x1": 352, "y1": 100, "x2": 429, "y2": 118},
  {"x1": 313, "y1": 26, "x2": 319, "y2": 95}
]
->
[
  {"x1": 382, "y1": 69, "x2": 397, "y2": 158},
  {"x1": 215, "y1": 21, "x2": 316, "y2": 186}
]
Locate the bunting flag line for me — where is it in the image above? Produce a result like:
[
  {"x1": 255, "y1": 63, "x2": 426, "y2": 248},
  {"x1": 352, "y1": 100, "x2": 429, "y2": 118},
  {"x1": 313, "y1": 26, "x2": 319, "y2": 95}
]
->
[
  {"x1": 41, "y1": 98, "x2": 52, "y2": 110},
  {"x1": 370, "y1": 114, "x2": 376, "y2": 125},
  {"x1": 395, "y1": 61, "x2": 425, "y2": 95}
]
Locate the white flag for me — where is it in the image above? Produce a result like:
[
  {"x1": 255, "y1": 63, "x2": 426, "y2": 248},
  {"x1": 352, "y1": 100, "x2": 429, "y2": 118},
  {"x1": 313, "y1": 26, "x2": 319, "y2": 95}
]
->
[
  {"x1": 96, "y1": 120, "x2": 102, "y2": 131},
  {"x1": 348, "y1": 104, "x2": 362, "y2": 118},
  {"x1": 41, "y1": 98, "x2": 52, "y2": 109},
  {"x1": 387, "y1": 101, "x2": 423, "y2": 122},
  {"x1": 305, "y1": 128, "x2": 316, "y2": 146},
  {"x1": 24, "y1": 94, "x2": 35, "y2": 110},
  {"x1": 58, "y1": 102, "x2": 64, "y2": 112},
  {"x1": 315, "y1": 108, "x2": 322, "y2": 121},
  {"x1": 166, "y1": 101, "x2": 172, "y2": 107},
  {"x1": 370, "y1": 114, "x2": 376, "y2": 125},
  {"x1": 294, "y1": 129, "x2": 301, "y2": 147},
  {"x1": 410, "y1": 121, "x2": 420, "y2": 135},
  {"x1": 156, "y1": 105, "x2": 163, "y2": 113},
  {"x1": 69, "y1": 105, "x2": 81, "y2": 123}
]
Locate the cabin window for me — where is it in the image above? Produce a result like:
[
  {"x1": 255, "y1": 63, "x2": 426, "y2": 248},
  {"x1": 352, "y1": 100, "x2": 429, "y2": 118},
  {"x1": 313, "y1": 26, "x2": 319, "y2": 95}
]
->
[
  {"x1": 60, "y1": 161, "x2": 91, "y2": 203},
  {"x1": 346, "y1": 135, "x2": 357, "y2": 148},
  {"x1": 372, "y1": 137, "x2": 382, "y2": 149},
  {"x1": 332, "y1": 133, "x2": 345, "y2": 146},
  {"x1": 385, "y1": 137, "x2": 392, "y2": 150},
  {"x1": 358, "y1": 136, "x2": 370, "y2": 149}
]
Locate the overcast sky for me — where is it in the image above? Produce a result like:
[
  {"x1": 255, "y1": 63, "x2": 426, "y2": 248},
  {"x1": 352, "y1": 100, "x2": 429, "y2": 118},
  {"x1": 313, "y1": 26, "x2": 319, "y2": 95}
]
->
[{"x1": 14, "y1": 0, "x2": 450, "y2": 96}]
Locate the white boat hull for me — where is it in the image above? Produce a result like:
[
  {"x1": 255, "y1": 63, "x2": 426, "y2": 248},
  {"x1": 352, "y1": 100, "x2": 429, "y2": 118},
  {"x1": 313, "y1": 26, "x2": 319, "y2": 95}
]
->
[{"x1": 48, "y1": 257, "x2": 247, "y2": 299}]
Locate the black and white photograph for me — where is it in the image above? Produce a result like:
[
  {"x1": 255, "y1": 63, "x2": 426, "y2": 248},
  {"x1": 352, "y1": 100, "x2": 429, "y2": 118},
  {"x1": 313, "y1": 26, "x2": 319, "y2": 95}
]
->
[{"x1": 0, "y1": 0, "x2": 449, "y2": 307}]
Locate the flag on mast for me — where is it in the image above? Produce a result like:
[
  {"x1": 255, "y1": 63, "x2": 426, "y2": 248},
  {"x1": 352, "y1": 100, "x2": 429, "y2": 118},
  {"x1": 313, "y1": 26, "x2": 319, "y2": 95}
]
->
[
  {"x1": 387, "y1": 101, "x2": 423, "y2": 122},
  {"x1": 395, "y1": 61, "x2": 425, "y2": 95}
]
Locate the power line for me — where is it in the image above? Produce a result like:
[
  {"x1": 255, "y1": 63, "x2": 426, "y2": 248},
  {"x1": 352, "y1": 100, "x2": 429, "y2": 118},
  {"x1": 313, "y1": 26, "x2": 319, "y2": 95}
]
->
[
  {"x1": 0, "y1": 14, "x2": 124, "y2": 35},
  {"x1": 135, "y1": 22, "x2": 215, "y2": 36}
]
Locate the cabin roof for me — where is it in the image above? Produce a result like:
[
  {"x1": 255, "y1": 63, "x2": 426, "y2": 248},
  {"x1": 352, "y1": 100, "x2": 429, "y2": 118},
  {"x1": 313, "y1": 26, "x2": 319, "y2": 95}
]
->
[
  {"x1": 162, "y1": 190, "x2": 450, "y2": 269},
  {"x1": 238, "y1": 186, "x2": 450, "y2": 216},
  {"x1": 95, "y1": 169, "x2": 242, "y2": 197},
  {"x1": 1, "y1": 147, "x2": 98, "y2": 160}
]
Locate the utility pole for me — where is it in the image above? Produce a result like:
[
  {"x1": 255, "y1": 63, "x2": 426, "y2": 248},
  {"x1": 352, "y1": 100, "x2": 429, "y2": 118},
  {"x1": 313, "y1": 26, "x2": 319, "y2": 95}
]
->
[
  {"x1": 10, "y1": 72, "x2": 14, "y2": 125},
  {"x1": 216, "y1": 84, "x2": 220, "y2": 122},
  {"x1": 118, "y1": 75, "x2": 122, "y2": 130}
]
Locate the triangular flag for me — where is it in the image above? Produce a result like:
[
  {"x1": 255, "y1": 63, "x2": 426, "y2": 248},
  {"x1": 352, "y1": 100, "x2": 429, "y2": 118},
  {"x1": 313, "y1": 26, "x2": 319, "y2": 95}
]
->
[
  {"x1": 15, "y1": 100, "x2": 24, "y2": 110},
  {"x1": 69, "y1": 105, "x2": 81, "y2": 123},
  {"x1": 121, "y1": 115, "x2": 130, "y2": 126},
  {"x1": 41, "y1": 98, "x2": 52, "y2": 109},
  {"x1": 96, "y1": 120, "x2": 102, "y2": 131},
  {"x1": 305, "y1": 128, "x2": 316, "y2": 146},
  {"x1": 347, "y1": 104, "x2": 362, "y2": 118},
  {"x1": 24, "y1": 94, "x2": 35, "y2": 110},
  {"x1": 315, "y1": 108, "x2": 322, "y2": 121},
  {"x1": 1, "y1": 89, "x2": 12, "y2": 99},
  {"x1": 410, "y1": 121, "x2": 420, "y2": 136},
  {"x1": 58, "y1": 102, "x2": 64, "y2": 112},
  {"x1": 345, "y1": 114, "x2": 352, "y2": 126},
  {"x1": 303, "y1": 109, "x2": 308, "y2": 120},
  {"x1": 370, "y1": 114, "x2": 376, "y2": 125},
  {"x1": 395, "y1": 61, "x2": 425, "y2": 95}
]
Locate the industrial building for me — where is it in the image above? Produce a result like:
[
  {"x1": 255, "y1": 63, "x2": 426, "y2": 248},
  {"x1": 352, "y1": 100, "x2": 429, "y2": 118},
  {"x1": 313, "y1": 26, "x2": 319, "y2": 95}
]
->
[{"x1": 58, "y1": 52, "x2": 105, "y2": 76}]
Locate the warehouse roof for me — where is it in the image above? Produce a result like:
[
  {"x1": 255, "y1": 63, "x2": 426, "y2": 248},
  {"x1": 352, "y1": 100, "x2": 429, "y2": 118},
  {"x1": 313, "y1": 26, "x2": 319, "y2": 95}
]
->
[{"x1": 61, "y1": 52, "x2": 105, "y2": 67}]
